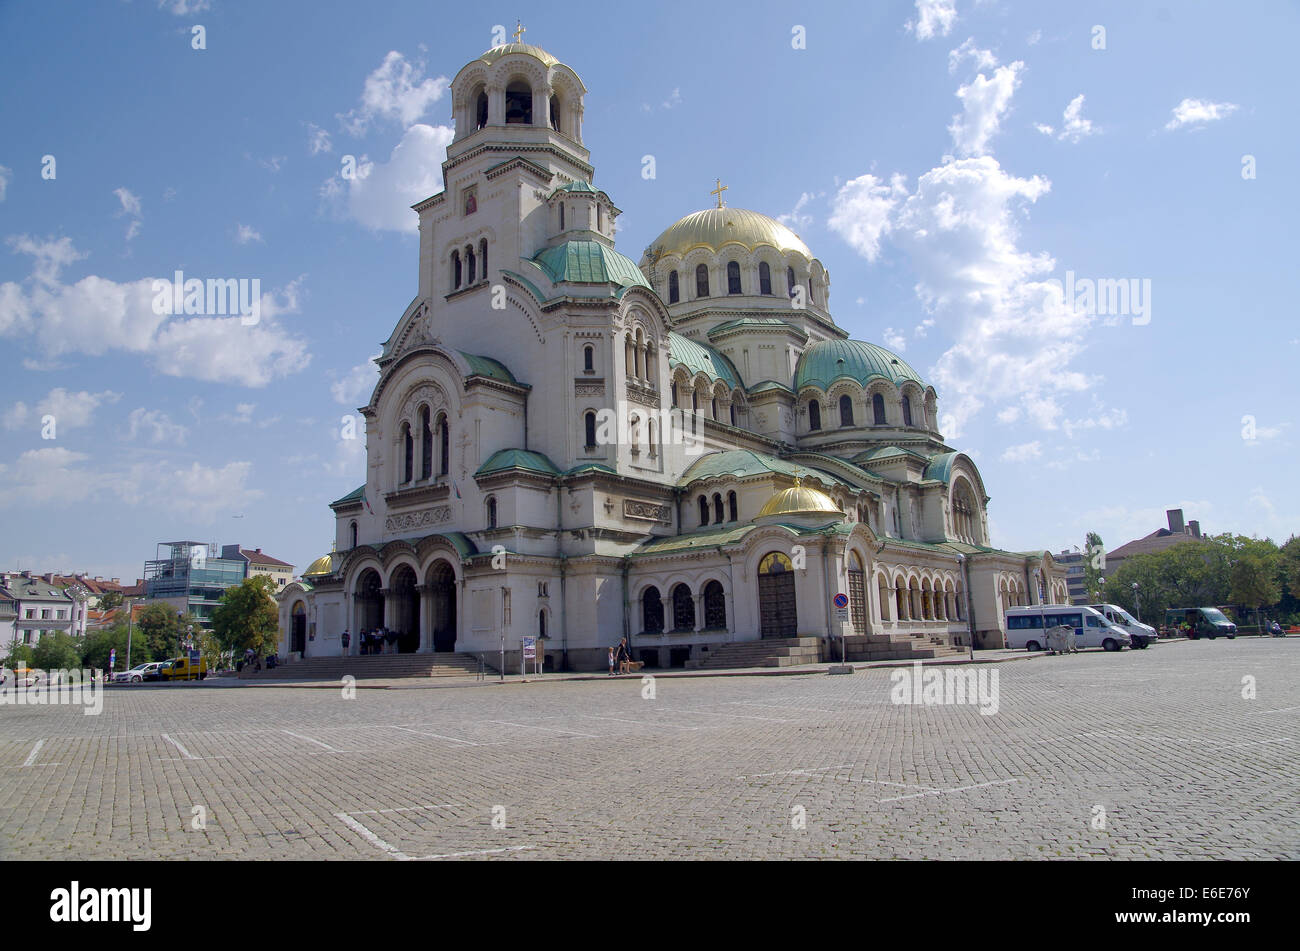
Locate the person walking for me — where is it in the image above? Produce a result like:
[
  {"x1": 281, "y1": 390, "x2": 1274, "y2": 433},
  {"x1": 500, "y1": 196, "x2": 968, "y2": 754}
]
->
[{"x1": 607, "y1": 646, "x2": 615, "y2": 676}]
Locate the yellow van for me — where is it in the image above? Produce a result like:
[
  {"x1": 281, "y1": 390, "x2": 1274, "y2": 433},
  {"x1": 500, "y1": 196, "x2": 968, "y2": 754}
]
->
[{"x1": 160, "y1": 655, "x2": 208, "y2": 681}]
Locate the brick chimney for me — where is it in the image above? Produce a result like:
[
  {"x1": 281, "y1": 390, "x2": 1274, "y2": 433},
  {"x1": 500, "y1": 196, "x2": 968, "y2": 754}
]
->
[
  {"x1": 1166, "y1": 508, "x2": 1185, "y2": 534},
  {"x1": 1188, "y1": 520, "x2": 1201, "y2": 539}
]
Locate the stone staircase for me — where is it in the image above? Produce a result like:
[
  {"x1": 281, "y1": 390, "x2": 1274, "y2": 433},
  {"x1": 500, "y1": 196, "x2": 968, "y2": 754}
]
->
[
  {"x1": 239, "y1": 652, "x2": 483, "y2": 681},
  {"x1": 685, "y1": 637, "x2": 823, "y2": 670},
  {"x1": 842, "y1": 632, "x2": 967, "y2": 662}
]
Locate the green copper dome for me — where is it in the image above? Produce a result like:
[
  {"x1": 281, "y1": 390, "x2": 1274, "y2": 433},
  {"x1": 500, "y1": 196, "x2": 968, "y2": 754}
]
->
[
  {"x1": 532, "y1": 241, "x2": 650, "y2": 289},
  {"x1": 794, "y1": 339, "x2": 927, "y2": 392},
  {"x1": 668, "y1": 333, "x2": 742, "y2": 388}
]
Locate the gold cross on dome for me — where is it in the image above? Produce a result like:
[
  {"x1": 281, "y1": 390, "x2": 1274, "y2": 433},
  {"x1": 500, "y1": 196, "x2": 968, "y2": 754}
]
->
[
  {"x1": 710, "y1": 178, "x2": 728, "y2": 208},
  {"x1": 513, "y1": 20, "x2": 526, "y2": 43}
]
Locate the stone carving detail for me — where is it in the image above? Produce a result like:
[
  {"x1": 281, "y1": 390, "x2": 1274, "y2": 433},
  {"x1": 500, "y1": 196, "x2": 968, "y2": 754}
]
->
[
  {"x1": 624, "y1": 499, "x2": 671, "y2": 522},
  {"x1": 626, "y1": 382, "x2": 660, "y2": 408},
  {"x1": 385, "y1": 507, "x2": 452, "y2": 532},
  {"x1": 575, "y1": 382, "x2": 605, "y2": 397},
  {"x1": 399, "y1": 383, "x2": 446, "y2": 425}
]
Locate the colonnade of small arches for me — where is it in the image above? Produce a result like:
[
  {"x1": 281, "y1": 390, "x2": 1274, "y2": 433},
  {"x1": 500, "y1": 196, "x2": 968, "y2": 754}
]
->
[
  {"x1": 395, "y1": 403, "x2": 451, "y2": 490},
  {"x1": 668, "y1": 367, "x2": 747, "y2": 427},
  {"x1": 653, "y1": 247, "x2": 828, "y2": 311},
  {"x1": 798, "y1": 380, "x2": 938, "y2": 435},
  {"x1": 875, "y1": 569, "x2": 966, "y2": 624},
  {"x1": 452, "y1": 58, "x2": 586, "y2": 144},
  {"x1": 637, "y1": 579, "x2": 728, "y2": 635}
]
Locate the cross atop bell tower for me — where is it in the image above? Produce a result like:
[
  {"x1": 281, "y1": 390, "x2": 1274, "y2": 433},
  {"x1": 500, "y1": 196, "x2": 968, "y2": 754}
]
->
[{"x1": 710, "y1": 178, "x2": 728, "y2": 209}]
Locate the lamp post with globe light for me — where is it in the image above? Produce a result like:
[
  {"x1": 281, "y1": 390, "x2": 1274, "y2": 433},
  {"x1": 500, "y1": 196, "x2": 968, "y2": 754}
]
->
[{"x1": 1132, "y1": 582, "x2": 1141, "y2": 624}]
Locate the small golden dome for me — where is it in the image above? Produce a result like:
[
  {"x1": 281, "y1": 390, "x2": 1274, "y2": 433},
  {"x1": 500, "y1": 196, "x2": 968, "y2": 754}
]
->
[
  {"x1": 645, "y1": 208, "x2": 814, "y2": 261},
  {"x1": 757, "y1": 478, "x2": 843, "y2": 518},
  {"x1": 303, "y1": 554, "x2": 334, "y2": 577},
  {"x1": 477, "y1": 43, "x2": 560, "y2": 68}
]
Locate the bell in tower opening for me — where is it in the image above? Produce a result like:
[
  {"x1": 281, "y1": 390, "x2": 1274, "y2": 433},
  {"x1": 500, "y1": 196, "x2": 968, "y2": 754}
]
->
[{"x1": 505, "y1": 82, "x2": 532, "y2": 124}]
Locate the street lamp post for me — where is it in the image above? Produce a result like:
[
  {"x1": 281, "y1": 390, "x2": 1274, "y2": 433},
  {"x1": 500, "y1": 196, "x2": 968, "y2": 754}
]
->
[
  {"x1": 1132, "y1": 582, "x2": 1141, "y2": 624},
  {"x1": 957, "y1": 553, "x2": 974, "y2": 661}
]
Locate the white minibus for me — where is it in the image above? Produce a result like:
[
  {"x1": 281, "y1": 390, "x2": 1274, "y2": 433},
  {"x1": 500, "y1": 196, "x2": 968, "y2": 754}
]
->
[
  {"x1": 1089, "y1": 603, "x2": 1158, "y2": 649},
  {"x1": 1005, "y1": 604, "x2": 1133, "y2": 652}
]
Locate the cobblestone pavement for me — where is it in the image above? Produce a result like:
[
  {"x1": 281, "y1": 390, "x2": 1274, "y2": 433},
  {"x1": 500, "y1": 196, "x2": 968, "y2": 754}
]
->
[{"x1": 2, "y1": 639, "x2": 1296, "y2": 860}]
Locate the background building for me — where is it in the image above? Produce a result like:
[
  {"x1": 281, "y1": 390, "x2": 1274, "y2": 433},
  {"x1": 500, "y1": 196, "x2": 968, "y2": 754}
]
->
[
  {"x1": 143, "y1": 542, "x2": 247, "y2": 629},
  {"x1": 220, "y1": 545, "x2": 295, "y2": 592},
  {"x1": 1106, "y1": 508, "x2": 1205, "y2": 577},
  {"x1": 0, "y1": 571, "x2": 85, "y2": 648}
]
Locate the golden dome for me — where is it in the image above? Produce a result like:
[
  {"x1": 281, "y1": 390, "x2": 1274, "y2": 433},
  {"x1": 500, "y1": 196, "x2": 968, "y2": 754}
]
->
[
  {"x1": 758, "y1": 478, "x2": 843, "y2": 518},
  {"x1": 303, "y1": 554, "x2": 334, "y2": 578},
  {"x1": 477, "y1": 43, "x2": 560, "y2": 68},
  {"x1": 645, "y1": 208, "x2": 814, "y2": 262}
]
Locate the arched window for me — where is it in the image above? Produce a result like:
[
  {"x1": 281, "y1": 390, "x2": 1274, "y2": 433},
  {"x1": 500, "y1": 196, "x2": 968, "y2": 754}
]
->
[
  {"x1": 479, "y1": 238, "x2": 488, "y2": 280},
  {"x1": 728, "y1": 490, "x2": 738, "y2": 522},
  {"x1": 475, "y1": 88, "x2": 488, "y2": 129},
  {"x1": 431, "y1": 414, "x2": 447, "y2": 477},
  {"x1": 872, "y1": 393, "x2": 886, "y2": 425},
  {"x1": 420, "y1": 406, "x2": 432, "y2": 480},
  {"x1": 630, "y1": 415, "x2": 640, "y2": 451},
  {"x1": 668, "y1": 270, "x2": 679, "y2": 303},
  {"x1": 808, "y1": 400, "x2": 821, "y2": 431},
  {"x1": 759, "y1": 261, "x2": 772, "y2": 295},
  {"x1": 486, "y1": 497, "x2": 497, "y2": 529},
  {"x1": 350, "y1": 521, "x2": 358, "y2": 549},
  {"x1": 549, "y1": 94, "x2": 561, "y2": 132},
  {"x1": 808, "y1": 278, "x2": 815, "y2": 306},
  {"x1": 671, "y1": 382, "x2": 679, "y2": 408},
  {"x1": 713, "y1": 493, "x2": 724, "y2": 524},
  {"x1": 642, "y1": 587, "x2": 664, "y2": 634},
  {"x1": 597, "y1": 204, "x2": 604, "y2": 232},
  {"x1": 468, "y1": 246, "x2": 478, "y2": 284},
  {"x1": 402, "y1": 422, "x2": 413, "y2": 483},
  {"x1": 730, "y1": 403, "x2": 736, "y2": 426},
  {"x1": 648, "y1": 418, "x2": 657, "y2": 456},
  {"x1": 703, "y1": 580, "x2": 726, "y2": 630},
  {"x1": 583, "y1": 345, "x2": 594, "y2": 372},
  {"x1": 711, "y1": 397, "x2": 718, "y2": 420},
  {"x1": 787, "y1": 266, "x2": 797, "y2": 297},
  {"x1": 538, "y1": 609, "x2": 547, "y2": 638},
  {"x1": 452, "y1": 251, "x2": 461, "y2": 289},
  {"x1": 584, "y1": 411, "x2": 597, "y2": 448},
  {"x1": 672, "y1": 584, "x2": 695, "y2": 632},
  {"x1": 505, "y1": 81, "x2": 532, "y2": 124},
  {"x1": 698, "y1": 494, "x2": 709, "y2": 526},
  {"x1": 839, "y1": 395, "x2": 854, "y2": 427},
  {"x1": 902, "y1": 395, "x2": 913, "y2": 427},
  {"x1": 695, "y1": 263, "x2": 710, "y2": 298},
  {"x1": 691, "y1": 390, "x2": 699, "y2": 413},
  {"x1": 727, "y1": 261, "x2": 741, "y2": 295},
  {"x1": 559, "y1": 202, "x2": 565, "y2": 231}
]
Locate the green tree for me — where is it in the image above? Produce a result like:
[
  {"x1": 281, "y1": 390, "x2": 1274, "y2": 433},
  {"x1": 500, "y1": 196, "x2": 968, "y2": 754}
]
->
[
  {"x1": 1280, "y1": 535, "x2": 1300, "y2": 598},
  {"x1": 32, "y1": 631, "x2": 83, "y2": 671},
  {"x1": 5, "y1": 643, "x2": 35, "y2": 669},
  {"x1": 1224, "y1": 535, "x2": 1282, "y2": 627},
  {"x1": 81, "y1": 619, "x2": 147, "y2": 672},
  {"x1": 98, "y1": 591, "x2": 125, "y2": 611},
  {"x1": 211, "y1": 575, "x2": 280, "y2": 660},
  {"x1": 135, "y1": 602, "x2": 185, "y2": 658},
  {"x1": 1083, "y1": 531, "x2": 1106, "y2": 601}
]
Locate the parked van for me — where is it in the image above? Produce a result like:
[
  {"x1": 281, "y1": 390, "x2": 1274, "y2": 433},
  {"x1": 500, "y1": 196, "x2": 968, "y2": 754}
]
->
[
  {"x1": 1006, "y1": 605, "x2": 1133, "y2": 652},
  {"x1": 1163, "y1": 607, "x2": 1237, "y2": 639},
  {"x1": 1090, "y1": 604, "x2": 1158, "y2": 649},
  {"x1": 160, "y1": 655, "x2": 207, "y2": 681}
]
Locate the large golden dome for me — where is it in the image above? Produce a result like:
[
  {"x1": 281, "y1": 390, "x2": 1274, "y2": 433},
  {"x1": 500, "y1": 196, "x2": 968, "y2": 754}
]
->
[
  {"x1": 758, "y1": 478, "x2": 843, "y2": 518},
  {"x1": 645, "y1": 208, "x2": 814, "y2": 261},
  {"x1": 303, "y1": 554, "x2": 334, "y2": 578}
]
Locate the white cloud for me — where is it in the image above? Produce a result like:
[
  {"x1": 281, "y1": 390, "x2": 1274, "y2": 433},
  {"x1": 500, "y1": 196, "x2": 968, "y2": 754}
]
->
[
  {"x1": 235, "y1": 223, "x2": 263, "y2": 244},
  {"x1": 114, "y1": 187, "x2": 143, "y2": 242},
  {"x1": 908, "y1": 0, "x2": 957, "y2": 41},
  {"x1": 0, "y1": 165, "x2": 11, "y2": 201},
  {"x1": 2, "y1": 388, "x2": 121, "y2": 432},
  {"x1": 157, "y1": 0, "x2": 210, "y2": 13},
  {"x1": 1062, "y1": 404, "x2": 1127, "y2": 439},
  {"x1": 777, "y1": 192, "x2": 821, "y2": 232},
  {"x1": 827, "y1": 173, "x2": 907, "y2": 262},
  {"x1": 320, "y1": 124, "x2": 453, "y2": 232},
  {"x1": 331, "y1": 351, "x2": 382, "y2": 408},
  {"x1": 306, "y1": 122, "x2": 333, "y2": 155},
  {"x1": 1001, "y1": 441, "x2": 1042, "y2": 463},
  {"x1": 258, "y1": 155, "x2": 287, "y2": 173},
  {"x1": 126, "y1": 407, "x2": 188, "y2": 444},
  {"x1": 0, "y1": 235, "x2": 310, "y2": 387},
  {"x1": 949, "y1": 62, "x2": 1024, "y2": 156},
  {"x1": 948, "y1": 38, "x2": 997, "y2": 74},
  {"x1": 1026, "y1": 29, "x2": 1042, "y2": 46},
  {"x1": 1038, "y1": 94, "x2": 1096, "y2": 143},
  {"x1": 882, "y1": 327, "x2": 907, "y2": 352},
  {"x1": 1164, "y1": 97, "x2": 1239, "y2": 131},
  {"x1": 337, "y1": 51, "x2": 450, "y2": 136}
]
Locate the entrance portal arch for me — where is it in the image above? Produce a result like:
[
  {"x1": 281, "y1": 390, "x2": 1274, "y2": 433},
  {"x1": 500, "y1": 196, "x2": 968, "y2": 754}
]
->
[
  {"x1": 427, "y1": 560, "x2": 457, "y2": 652},
  {"x1": 758, "y1": 551, "x2": 798, "y2": 638},
  {"x1": 389, "y1": 565, "x2": 418, "y2": 653}
]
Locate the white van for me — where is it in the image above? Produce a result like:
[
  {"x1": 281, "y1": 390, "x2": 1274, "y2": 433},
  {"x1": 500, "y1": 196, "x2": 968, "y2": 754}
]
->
[
  {"x1": 1089, "y1": 603, "x2": 1158, "y2": 649},
  {"x1": 1005, "y1": 605, "x2": 1133, "y2": 652}
]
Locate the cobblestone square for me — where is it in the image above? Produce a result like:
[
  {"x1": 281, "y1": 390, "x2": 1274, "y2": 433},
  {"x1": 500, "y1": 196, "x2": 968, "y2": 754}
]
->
[{"x1": 2, "y1": 640, "x2": 1296, "y2": 860}]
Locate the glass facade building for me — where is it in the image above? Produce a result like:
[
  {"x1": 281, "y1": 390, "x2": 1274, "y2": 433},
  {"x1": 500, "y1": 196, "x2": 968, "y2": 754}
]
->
[{"x1": 143, "y1": 542, "x2": 247, "y2": 627}]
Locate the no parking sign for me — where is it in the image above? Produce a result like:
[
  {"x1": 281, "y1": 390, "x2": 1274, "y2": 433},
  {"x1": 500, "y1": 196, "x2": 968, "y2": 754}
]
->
[{"x1": 833, "y1": 592, "x2": 849, "y2": 621}]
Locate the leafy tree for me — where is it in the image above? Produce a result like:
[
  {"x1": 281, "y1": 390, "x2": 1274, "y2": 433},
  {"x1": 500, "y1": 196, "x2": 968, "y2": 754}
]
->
[
  {"x1": 32, "y1": 631, "x2": 83, "y2": 671},
  {"x1": 5, "y1": 643, "x2": 35, "y2": 669},
  {"x1": 1083, "y1": 531, "x2": 1106, "y2": 601},
  {"x1": 211, "y1": 575, "x2": 280, "y2": 660},
  {"x1": 135, "y1": 602, "x2": 185, "y2": 659},
  {"x1": 98, "y1": 591, "x2": 125, "y2": 611},
  {"x1": 1280, "y1": 535, "x2": 1300, "y2": 600},
  {"x1": 1224, "y1": 535, "x2": 1282, "y2": 627},
  {"x1": 81, "y1": 620, "x2": 147, "y2": 671}
]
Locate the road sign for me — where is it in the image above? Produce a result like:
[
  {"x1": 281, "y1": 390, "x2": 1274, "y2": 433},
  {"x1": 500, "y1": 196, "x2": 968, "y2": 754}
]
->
[
  {"x1": 188, "y1": 649, "x2": 200, "y2": 664},
  {"x1": 835, "y1": 607, "x2": 849, "y2": 622},
  {"x1": 833, "y1": 593, "x2": 849, "y2": 609},
  {"x1": 109, "y1": 648, "x2": 116, "y2": 670}
]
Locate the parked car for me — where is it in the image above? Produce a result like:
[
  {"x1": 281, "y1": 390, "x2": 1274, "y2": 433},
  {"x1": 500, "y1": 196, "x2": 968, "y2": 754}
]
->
[
  {"x1": 1006, "y1": 604, "x2": 1133, "y2": 652},
  {"x1": 2, "y1": 666, "x2": 40, "y2": 687},
  {"x1": 1090, "y1": 603, "x2": 1158, "y2": 648},
  {"x1": 113, "y1": 662, "x2": 164, "y2": 683},
  {"x1": 159, "y1": 656, "x2": 208, "y2": 681},
  {"x1": 1163, "y1": 607, "x2": 1237, "y2": 639}
]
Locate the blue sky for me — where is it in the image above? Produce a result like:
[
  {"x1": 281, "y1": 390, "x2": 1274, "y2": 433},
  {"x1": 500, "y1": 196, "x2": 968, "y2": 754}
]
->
[{"x1": 0, "y1": 0, "x2": 1295, "y2": 581}]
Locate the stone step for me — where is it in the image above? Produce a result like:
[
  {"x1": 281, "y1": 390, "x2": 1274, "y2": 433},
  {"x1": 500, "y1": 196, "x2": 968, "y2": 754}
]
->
[{"x1": 240, "y1": 652, "x2": 482, "y2": 681}]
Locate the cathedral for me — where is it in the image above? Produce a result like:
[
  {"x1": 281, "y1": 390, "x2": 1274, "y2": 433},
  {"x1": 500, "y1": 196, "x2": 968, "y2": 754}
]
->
[{"x1": 277, "y1": 37, "x2": 1069, "y2": 671}]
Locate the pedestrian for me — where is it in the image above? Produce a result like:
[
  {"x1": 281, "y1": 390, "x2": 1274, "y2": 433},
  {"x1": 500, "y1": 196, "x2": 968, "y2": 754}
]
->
[
  {"x1": 341, "y1": 629, "x2": 351, "y2": 653},
  {"x1": 607, "y1": 646, "x2": 615, "y2": 676},
  {"x1": 614, "y1": 637, "x2": 630, "y2": 674}
]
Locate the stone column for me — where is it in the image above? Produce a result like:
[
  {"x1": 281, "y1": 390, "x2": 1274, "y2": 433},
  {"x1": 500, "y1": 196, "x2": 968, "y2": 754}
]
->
[
  {"x1": 415, "y1": 583, "x2": 431, "y2": 653},
  {"x1": 694, "y1": 593, "x2": 705, "y2": 632},
  {"x1": 486, "y1": 84, "x2": 503, "y2": 126},
  {"x1": 537, "y1": 83, "x2": 552, "y2": 129}
]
